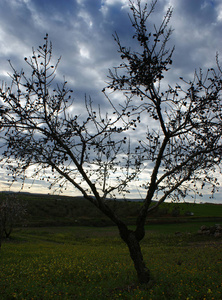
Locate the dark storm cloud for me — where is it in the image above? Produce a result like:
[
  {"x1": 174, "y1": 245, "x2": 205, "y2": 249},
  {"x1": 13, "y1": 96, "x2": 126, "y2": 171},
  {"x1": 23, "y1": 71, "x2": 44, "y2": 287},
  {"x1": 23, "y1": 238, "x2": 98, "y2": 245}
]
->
[
  {"x1": 167, "y1": 0, "x2": 222, "y2": 76},
  {"x1": 176, "y1": 0, "x2": 216, "y2": 24},
  {"x1": 1, "y1": 0, "x2": 221, "y2": 87}
]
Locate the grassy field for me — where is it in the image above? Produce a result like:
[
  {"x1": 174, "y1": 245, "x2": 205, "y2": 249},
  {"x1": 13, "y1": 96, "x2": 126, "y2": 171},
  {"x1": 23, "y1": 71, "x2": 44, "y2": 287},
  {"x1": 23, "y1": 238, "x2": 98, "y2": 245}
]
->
[
  {"x1": 1, "y1": 193, "x2": 222, "y2": 298},
  {"x1": 0, "y1": 224, "x2": 222, "y2": 299}
]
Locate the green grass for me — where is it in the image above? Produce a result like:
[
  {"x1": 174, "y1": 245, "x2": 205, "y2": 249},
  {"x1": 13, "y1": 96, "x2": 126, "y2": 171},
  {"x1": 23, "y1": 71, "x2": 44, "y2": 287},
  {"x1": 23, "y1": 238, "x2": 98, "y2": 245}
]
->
[
  {"x1": 174, "y1": 202, "x2": 222, "y2": 217},
  {"x1": 1, "y1": 225, "x2": 222, "y2": 299}
]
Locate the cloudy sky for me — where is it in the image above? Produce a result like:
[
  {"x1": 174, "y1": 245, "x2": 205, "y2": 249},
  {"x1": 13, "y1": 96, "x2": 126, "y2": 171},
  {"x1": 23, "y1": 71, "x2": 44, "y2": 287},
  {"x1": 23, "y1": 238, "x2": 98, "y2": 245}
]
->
[{"x1": 0, "y1": 0, "x2": 221, "y2": 202}]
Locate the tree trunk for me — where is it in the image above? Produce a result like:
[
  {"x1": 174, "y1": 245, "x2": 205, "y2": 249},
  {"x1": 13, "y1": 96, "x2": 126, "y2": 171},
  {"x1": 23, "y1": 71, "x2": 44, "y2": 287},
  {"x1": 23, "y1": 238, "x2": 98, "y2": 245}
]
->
[{"x1": 118, "y1": 226, "x2": 150, "y2": 284}]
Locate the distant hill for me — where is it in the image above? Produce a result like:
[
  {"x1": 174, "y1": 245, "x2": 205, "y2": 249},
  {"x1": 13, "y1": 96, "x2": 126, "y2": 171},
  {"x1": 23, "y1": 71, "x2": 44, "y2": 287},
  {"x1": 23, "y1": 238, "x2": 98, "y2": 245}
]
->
[{"x1": 1, "y1": 192, "x2": 222, "y2": 227}]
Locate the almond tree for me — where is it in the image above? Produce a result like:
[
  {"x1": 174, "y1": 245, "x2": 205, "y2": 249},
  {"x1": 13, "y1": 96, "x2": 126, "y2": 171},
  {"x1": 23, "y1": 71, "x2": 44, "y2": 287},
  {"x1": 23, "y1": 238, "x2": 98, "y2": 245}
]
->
[
  {"x1": 0, "y1": 0, "x2": 221, "y2": 284},
  {"x1": 0, "y1": 193, "x2": 27, "y2": 238}
]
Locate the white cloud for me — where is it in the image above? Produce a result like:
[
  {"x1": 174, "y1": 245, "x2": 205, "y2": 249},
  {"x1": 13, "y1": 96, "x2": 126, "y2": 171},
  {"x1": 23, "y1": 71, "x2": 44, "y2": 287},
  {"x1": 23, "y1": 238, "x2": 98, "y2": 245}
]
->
[
  {"x1": 78, "y1": 10, "x2": 94, "y2": 28},
  {"x1": 78, "y1": 43, "x2": 90, "y2": 59},
  {"x1": 217, "y1": 3, "x2": 222, "y2": 21},
  {"x1": 100, "y1": 0, "x2": 128, "y2": 16}
]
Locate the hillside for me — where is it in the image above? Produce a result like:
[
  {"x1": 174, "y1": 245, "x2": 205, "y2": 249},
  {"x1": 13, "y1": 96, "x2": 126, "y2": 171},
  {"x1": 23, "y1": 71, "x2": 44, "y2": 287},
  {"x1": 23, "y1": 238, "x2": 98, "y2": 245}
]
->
[{"x1": 6, "y1": 192, "x2": 221, "y2": 227}]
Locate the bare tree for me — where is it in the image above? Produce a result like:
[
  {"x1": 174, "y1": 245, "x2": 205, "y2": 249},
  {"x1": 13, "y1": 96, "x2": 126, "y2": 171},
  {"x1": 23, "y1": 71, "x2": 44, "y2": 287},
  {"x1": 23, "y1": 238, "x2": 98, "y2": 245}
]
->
[
  {"x1": 0, "y1": 0, "x2": 221, "y2": 284},
  {"x1": 0, "y1": 193, "x2": 27, "y2": 238}
]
